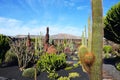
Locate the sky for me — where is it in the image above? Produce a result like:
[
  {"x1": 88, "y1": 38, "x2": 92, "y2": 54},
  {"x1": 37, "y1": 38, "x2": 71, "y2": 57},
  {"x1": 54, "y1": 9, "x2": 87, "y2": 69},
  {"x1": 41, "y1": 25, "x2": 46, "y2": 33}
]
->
[{"x1": 0, "y1": 0, "x2": 119, "y2": 36}]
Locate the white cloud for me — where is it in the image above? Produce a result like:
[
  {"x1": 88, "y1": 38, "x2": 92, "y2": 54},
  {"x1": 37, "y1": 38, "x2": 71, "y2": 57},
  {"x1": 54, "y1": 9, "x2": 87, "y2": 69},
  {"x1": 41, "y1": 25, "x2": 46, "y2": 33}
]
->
[
  {"x1": 0, "y1": 17, "x2": 82, "y2": 36},
  {"x1": 0, "y1": 17, "x2": 22, "y2": 28},
  {"x1": 64, "y1": 1, "x2": 75, "y2": 7},
  {"x1": 77, "y1": 6, "x2": 88, "y2": 10}
]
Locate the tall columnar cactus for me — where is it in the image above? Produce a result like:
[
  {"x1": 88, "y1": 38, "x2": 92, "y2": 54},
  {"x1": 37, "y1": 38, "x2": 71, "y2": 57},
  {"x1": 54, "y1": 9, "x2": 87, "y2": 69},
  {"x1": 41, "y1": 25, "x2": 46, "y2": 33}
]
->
[
  {"x1": 84, "y1": 25, "x2": 87, "y2": 47},
  {"x1": 82, "y1": 31, "x2": 85, "y2": 46},
  {"x1": 90, "y1": 0, "x2": 103, "y2": 80},
  {"x1": 69, "y1": 40, "x2": 74, "y2": 53},
  {"x1": 44, "y1": 27, "x2": 50, "y2": 52},
  {"x1": 35, "y1": 32, "x2": 43, "y2": 56},
  {"x1": 88, "y1": 16, "x2": 92, "y2": 52}
]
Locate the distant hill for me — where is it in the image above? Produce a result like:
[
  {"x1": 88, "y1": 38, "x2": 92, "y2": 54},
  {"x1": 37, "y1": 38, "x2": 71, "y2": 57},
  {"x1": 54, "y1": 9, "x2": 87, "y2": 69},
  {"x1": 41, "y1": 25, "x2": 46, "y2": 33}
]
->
[
  {"x1": 15, "y1": 33, "x2": 81, "y2": 39},
  {"x1": 50, "y1": 33, "x2": 81, "y2": 39}
]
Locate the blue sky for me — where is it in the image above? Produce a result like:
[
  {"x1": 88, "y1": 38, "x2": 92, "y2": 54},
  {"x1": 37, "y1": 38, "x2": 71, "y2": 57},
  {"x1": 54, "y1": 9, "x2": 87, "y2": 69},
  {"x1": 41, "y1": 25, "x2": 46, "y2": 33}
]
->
[{"x1": 0, "y1": 0, "x2": 119, "y2": 36}]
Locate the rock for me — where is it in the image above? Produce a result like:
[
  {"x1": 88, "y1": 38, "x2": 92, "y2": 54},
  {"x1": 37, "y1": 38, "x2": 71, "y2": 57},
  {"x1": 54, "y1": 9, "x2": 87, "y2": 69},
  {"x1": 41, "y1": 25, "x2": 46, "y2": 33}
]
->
[{"x1": 47, "y1": 45, "x2": 57, "y2": 54}]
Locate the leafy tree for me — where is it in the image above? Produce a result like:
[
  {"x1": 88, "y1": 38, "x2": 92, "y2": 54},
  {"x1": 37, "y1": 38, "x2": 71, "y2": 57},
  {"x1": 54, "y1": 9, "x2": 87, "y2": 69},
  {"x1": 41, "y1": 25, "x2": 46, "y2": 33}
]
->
[
  {"x1": 104, "y1": 2, "x2": 120, "y2": 44},
  {"x1": 0, "y1": 34, "x2": 10, "y2": 62}
]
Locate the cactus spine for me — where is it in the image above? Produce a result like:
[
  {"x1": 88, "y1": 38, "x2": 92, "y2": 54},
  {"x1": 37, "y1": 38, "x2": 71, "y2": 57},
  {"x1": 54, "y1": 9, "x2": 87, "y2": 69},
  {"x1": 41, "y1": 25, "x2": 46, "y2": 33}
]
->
[{"x1": 90, "y1": 0, "x2": 103, "y2": 80}]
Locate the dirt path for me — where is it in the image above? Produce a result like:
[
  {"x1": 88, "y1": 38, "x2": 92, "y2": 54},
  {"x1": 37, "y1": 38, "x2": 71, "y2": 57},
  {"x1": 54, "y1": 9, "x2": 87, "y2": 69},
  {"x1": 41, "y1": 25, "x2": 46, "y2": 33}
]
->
[{"x1": 103, "y1": 64, "x2": 120, "y2": 80}]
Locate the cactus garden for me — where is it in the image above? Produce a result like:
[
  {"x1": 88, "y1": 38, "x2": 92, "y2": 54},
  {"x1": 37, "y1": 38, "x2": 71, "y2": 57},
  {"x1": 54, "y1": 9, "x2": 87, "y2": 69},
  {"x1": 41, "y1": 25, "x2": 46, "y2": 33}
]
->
[{"x1": 0, "y1": 0, "x2": 120, "y2": 80}]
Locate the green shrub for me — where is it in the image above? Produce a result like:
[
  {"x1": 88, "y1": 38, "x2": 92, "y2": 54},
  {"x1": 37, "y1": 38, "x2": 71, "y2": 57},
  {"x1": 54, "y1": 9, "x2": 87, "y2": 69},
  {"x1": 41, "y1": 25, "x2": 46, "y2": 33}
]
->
[
  {"x1": 64, "y1": 66, "x2": 73, "y2": 70},
  {"x1": 68, "y1": 72, "x2": 80, "y2": 78},
  {"x1": 48, "y1": 72, "x2": 58, "y2": 80},
  {"x1": 0, "y1": 34, "x2": 10, "y2": 62},
  {"x1": 115, "y1": 62, "x2": 120, "y2": 71},
  {"x1": 5, "y1": 49, "x2": 17, "y2": 62},
  {"x1": 57, "y1": 72, "x2": 80, "y2": 80},
  {"x1": 103, "y1": 45, "x2": 112, "y2": 53},
  {"x1": 73, "y1": 62, "x2": 80, "y2": 68},
  {"x1": 37, "y1": 53, "x2": 66, "y2": 73},
  {"x1": 57, "y1": 76, "x2": 70, "y2": 80},
  {"x1": 22, "y1": 68, "x2": 36, "y2": 78}
]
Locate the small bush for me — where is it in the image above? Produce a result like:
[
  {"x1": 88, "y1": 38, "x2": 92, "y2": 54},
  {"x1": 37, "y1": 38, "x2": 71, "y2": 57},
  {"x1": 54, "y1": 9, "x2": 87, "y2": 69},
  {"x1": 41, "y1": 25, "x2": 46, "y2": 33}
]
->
[
  {"x1": 58, "y1": 76, "x2": 70, "y2": 80},
  {"x1": 115, "y1": 62, "x2": 120, "y2": 71},
  {"x1": 68, "y1": 72, "x2": 80, "y2": 78},
  {"x1": 103, "y1": 45, "x2": 112, "y2": 53},
  {"x1": 37, "y1": 53, "x2": 66, "y2": 73},
  {"x1": 58, "y1": 72, "x2": 80, "y2": 80},
  {"x1": 48, "y1": 72, "x2": 58, "y2": 80},
  {"x1": 22, "y1": 68, "x2": 36, "y2": 78},
  {"x1": 73, "y1": 62, "x2": 80, "y2": 68},
  {"x1": 5, "y1": 49, "x2": 17, "y2": 62},
  {"x1": 64, "y1": 66, "x2": 73, "y2": 70}
]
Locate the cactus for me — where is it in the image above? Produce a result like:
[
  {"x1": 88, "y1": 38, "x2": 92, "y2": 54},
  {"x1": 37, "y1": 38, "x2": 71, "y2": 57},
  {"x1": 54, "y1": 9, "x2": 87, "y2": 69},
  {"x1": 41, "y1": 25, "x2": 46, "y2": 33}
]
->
[
  {"x1": 84, "y1": 25, "x2": 87, "y2": 47},
  {"x1": 35, "y1": 32, "x2": 43, "y2": 56},
  {"x1": 44, "y1": 27, "x2": 50, "y2": 52},
  {"x1": 88, "y1": 16, "x2": 92, "y2": 52},
  {"x1": 69, "y1": 40, "x2": 74, "y2": 53},
  {"x1": 82, "y1": 31, "x2": 85, "y2": 46},
  {"x1": 90, "y1": 0, "x2": 103, "y2": 80},
  {"x1": 78, "y1": 45, "x2": 89, "y2": 72},
  {"x1": 82, "y1": 26, "x2": 87, "y2": 47},
  {"x1": 10, "y1": 34, "x2": 34, "y2": 71}
]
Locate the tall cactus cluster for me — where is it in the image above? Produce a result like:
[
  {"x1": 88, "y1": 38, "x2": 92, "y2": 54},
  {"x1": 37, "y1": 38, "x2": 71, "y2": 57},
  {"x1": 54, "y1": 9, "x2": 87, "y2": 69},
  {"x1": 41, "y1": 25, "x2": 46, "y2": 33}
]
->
[
  {"x1": 78, "y1": 1, "x2": 103, "y2": 79},
  {"x1": 10, "y1": 34, "x2": 34, "y2": 71},
  {"x1": 88, "y1": 16, "x2": 92, "y2": 52},
  {"x1": 82, "y1": 30, "x2": 87, "y2": 47},
  {"x1": 84, "y1": 26, "x2": 87, "y2": 47},
  {"x1": 79, "y1": 16, "x2": 93, "y2": 73},
  {"x1": 81, "y1": 18, "x2": 92, "y2": 49},
  {"x1": 35, "y1": 32, "x2": 43, "y2": 56}
]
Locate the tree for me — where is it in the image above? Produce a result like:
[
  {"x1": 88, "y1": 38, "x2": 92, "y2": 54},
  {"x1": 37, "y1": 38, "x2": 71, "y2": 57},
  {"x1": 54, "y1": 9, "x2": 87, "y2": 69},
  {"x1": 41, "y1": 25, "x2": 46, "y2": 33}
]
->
[
  {"x1": 104, "y1": 2, "x2": 120, "y2": 44},
  {"x1": 0, "y1": 34, "x2": 10, "y2": 62},
  {"x1": 90, "y1": 0, "x2": 103, "y2": 80}
]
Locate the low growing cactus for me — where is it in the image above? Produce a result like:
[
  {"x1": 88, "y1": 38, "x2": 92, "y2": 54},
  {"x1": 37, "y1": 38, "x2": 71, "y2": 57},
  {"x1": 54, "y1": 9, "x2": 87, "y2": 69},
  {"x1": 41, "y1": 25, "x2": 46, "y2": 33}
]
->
[
  {"x1": 83, "y1": 52, "x2": 95, "y2": 66},
  {"x1": 78, "y1": 45, "x2": 89, "y2": 63},
  {"x1": 22, "y1": 68, "x2": 36, "y2": 78},
  {"x1": 78, "y1": 45, "x2": 95, "y2": 73}
]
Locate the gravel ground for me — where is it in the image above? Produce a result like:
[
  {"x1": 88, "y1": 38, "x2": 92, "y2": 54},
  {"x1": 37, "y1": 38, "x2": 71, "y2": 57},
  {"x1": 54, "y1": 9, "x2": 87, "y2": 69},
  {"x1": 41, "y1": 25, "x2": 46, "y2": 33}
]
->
[
  {"x1": 1, "y1": 54, "x2": 120, "y2": 80},
  {"x1": 0, "y1": 64, "x2": 89, "y2": 80}
]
